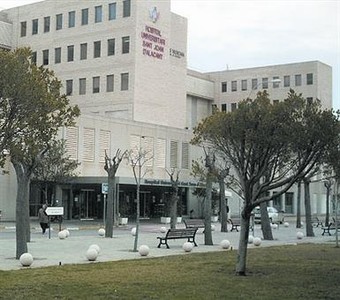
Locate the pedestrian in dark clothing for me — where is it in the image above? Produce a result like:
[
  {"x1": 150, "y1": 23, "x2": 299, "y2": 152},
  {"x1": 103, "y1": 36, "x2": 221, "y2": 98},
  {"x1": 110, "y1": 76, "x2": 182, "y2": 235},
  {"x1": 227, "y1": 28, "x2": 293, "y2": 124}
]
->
[{"x1": 38, "y1": 204, "x2": 49, "y2": 234}]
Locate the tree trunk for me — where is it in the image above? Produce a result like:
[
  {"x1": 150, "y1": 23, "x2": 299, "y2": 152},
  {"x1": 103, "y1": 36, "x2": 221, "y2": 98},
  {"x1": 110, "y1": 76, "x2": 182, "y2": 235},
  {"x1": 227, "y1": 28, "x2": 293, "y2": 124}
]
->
[
  {"x1": 236, "y1": 213, "x2": 251, "y2": 276},
  {"x1": 260, "y1": 202, "x2": 273, "y2": 240},
  {"x1": 296, "y1": 181, "x2": 302, "y2": 228},
  {"x1": 170, "y1": 194, "x2": 178, "y2": 229},
  {"x1": 304, "y1": 179, "x2": 314, "y2": 237},
  {"x1": 13, "y1": 161, "x2": 31, "y2": 259},
  {"x1": 219, "y1": 179, "x2": 228, "y2": 232},
  {"x1": 133, "y1": 182, "x2": 140, "y2": 252},
  {"x1": 325, "y1": 185, "x2": 330, "y2": 226},
  {"x1": 105, "y1": 176, "x2": 115, "y2": 238},
  {"x1": 204, "y1": 175, "x2": 213, "y2": 245}
]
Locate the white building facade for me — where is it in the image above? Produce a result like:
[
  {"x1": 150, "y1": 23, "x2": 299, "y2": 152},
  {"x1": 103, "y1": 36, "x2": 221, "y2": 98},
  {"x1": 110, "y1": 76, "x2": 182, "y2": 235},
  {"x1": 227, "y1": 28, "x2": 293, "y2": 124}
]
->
[{"x1": 0, "y1": 0, "x2": 333, "y2": 221}]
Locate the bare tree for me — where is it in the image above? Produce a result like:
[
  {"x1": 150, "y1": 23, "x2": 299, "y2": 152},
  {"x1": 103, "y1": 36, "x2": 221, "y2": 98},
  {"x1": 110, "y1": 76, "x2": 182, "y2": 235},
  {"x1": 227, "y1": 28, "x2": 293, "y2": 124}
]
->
[
  {"x1": 126, "y1": 146, "x2": 152, "y2": 252},
  {"x1": 166, "y1": 169, "x2": 180, "y2": 229},
  {"x1": 104, "y1": 149, "x2": 126, "y2": 238}
]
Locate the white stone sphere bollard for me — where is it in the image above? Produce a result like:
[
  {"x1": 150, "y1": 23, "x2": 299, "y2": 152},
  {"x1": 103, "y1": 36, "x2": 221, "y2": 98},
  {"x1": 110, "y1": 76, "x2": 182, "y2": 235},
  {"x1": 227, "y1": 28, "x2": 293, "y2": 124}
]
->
[
  {"x1": 211, "y1": 224, "x2": 216, "y2": 231},
  {"x1": 253, "y1": 237, "x2": 262, "y2": 246},
  {"x1": 160, "y1": 226, "x2": 167, "y2": 233},
  {"x1": 183, "y1": 242, "x2": 194, "y2": 252},
  {"x1": 98, "y1": 228, "x2": 105, "y2": 237},
  {"x1": 297, "y1": 231, "x2": 304, "y2": 239},
  {"x1": 271, "y1": 223, "x2": 278, "y2": 230},
  {"x1": 138, "y1": 245, "x2": 150, "y2": 256},
  {"x1": 63, "y1": 229, "x2": 70, "y2": 238},
  {"x1": 86, "y1": 248, "x2": 98, "y2": 261},
  {"x1": 220, "y1": 239, "x2": 231, "y2": 249},
  {"x1": 89, "y1": 244, "x2": 101, "y2": 254},
  {"x1": 248, "y1": 235, "x2": 254, "y2": 244},
  {"x1": 131, "y1": 227, "x2": 137, "y2": 236},
  {"x1": 19, "y1": 253, "x2": 33, "y2": 267},
  {"x1": 58, "y1": 230, "x2": 67, "y2": 239},
  {"x1": 284, "y1": 222, "x2": 289, "y2": 227}
]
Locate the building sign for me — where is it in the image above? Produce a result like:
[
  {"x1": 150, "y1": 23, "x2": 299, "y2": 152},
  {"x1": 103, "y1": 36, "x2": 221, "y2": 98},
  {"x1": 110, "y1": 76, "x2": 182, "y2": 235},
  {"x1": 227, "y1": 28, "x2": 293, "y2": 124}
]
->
[
  {"x1": 149, "y1": 7, "x2": 160, "y2": 23},
  {"x1": 141, "y1": 25, "x2": 166, "y2": 60},
  {"x1": 170, "y1": 48, "x2": 185, "y2": 59},
  {"x1": 144, "y1": 179, "x2": 201, "y2": 187}
]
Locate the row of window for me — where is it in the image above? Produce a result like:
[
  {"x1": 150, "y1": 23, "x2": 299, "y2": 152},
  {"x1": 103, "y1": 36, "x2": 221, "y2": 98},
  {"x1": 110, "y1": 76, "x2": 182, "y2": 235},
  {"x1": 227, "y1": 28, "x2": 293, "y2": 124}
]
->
[
  {"x1": 31, "y1": 37, "x2": 130, "y2": 66},
  {"x1": 20, "y1": 1, "x2": 131, "y2": 37},
  {"x1": 218, "y1": 97, "x2": 314, "y2": 112},
  {"x1": 221, "y1": 73, "x2": 314, "y2": 93},
  {"x1": 65, "y1": 128, "x2": 190, "y2": 170},
  {"x1": 65, "y1": 73, "x2": 130, "y2": 96}
]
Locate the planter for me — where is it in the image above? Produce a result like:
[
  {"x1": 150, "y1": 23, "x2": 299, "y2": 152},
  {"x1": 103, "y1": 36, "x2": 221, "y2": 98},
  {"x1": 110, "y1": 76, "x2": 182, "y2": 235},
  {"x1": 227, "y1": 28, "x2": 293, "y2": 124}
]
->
[
  {"x1": 160, "y1": 217, "x2": 171, "y2": 224},
  {"x1": 211, "y1": 216, "x2": 219, "y2": 223},
  {"x1": 177, "y1": 217, "x2": 182, "y2": 223},
  {"x1": 119, "y1": 217, "x2": 128, "y2": 225}
]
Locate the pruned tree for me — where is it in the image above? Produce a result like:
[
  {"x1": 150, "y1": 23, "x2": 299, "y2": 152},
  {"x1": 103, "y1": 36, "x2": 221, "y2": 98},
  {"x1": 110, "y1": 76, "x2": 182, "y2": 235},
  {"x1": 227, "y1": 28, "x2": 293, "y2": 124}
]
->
[
  {"x1": 104, "y1": 149, "x2": 126, "y2": 237},
  {"x1": 126, "y1": 146, "x2": 153, "y2": 252},
  {"x1": 166, "y1": 168, "x2": 180, "y2": 229},
  {"x1": 0, "y1": 48, "x2": 80, "y2": 259},
  {"x1": 192, "y1": 90, "x2": 339, "y2": 275},
  {"x1": 33, "y1": 139, "x2": 80, "y2": 205}
]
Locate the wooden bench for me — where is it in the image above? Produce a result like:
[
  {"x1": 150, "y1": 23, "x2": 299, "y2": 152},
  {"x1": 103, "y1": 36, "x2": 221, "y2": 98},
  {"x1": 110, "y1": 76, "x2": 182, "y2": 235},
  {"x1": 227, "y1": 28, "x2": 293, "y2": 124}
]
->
[
  {"x1": 157, "y1": 228, "x2": 198, "y2": 249},
  {"x1": 228, "y1": 218, "x2": 241, "y2": 232},
  {"x1": 311, "y1": 216, "x2": 323, "y2": 227},
  {"x1": 183, "y1": 219, "x2": 205, "y2": 229},
  {"x1": 322, "y1": 221, "x2": 339, "y2": 236}
]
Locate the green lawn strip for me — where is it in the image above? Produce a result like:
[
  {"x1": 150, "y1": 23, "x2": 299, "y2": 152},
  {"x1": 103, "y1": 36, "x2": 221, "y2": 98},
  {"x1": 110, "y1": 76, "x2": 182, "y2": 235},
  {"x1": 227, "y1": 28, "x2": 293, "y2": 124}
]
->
[{"x1": 0, "y1": 244, "x2": 339, "y2": 299}]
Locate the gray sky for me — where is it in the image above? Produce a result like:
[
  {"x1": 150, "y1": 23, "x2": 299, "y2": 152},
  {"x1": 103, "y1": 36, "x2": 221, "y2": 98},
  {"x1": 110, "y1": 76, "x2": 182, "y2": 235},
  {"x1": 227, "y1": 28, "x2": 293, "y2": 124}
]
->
[{"x1": 2, "y1": 0, "x2": 339, "y2": 109}]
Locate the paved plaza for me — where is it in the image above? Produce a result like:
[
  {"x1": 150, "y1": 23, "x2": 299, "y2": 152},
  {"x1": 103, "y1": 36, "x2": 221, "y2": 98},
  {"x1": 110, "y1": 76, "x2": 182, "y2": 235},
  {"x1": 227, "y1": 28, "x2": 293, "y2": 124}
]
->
[{"x1": 0, "y1": 218, "x2": 336, "y2": 271}]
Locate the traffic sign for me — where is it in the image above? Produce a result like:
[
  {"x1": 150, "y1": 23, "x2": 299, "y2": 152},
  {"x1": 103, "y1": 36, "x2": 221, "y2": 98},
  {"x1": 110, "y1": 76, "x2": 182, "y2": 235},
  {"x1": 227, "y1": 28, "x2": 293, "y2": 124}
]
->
[
  {"x1": 45, "y1": 207, "x2": 64, "y2": 216},
  {"x1": 102, "y1": 183, "x2": 108, "y2": 194}
]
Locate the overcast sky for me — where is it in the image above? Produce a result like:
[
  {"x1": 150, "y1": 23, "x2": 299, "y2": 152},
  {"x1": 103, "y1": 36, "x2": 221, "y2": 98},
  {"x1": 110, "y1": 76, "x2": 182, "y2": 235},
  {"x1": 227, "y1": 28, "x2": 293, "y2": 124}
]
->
[{"x1": 2, "y1": 0, "x2": 339, "y2": 109}]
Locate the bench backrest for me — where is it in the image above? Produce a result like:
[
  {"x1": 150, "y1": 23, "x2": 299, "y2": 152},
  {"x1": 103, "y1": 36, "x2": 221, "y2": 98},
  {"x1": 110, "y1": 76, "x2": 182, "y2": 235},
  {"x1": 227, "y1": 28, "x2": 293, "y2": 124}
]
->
[
  {"x1": 183, "y1": 219, "x2": 204, "y2": 226},
  {"x1": 166, "y1": 228, "x2": 197, "y2": 238}
]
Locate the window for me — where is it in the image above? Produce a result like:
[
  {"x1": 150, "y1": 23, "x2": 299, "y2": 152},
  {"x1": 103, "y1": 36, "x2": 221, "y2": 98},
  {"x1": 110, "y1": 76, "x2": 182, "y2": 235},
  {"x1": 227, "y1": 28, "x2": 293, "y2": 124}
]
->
[
  {"x1": 107, "y1": 38, "x2": 115, "y2": 56},
  {"x1": 42, "y1": 49, "x2": 49, "y2": 65},
  {"x1": 44, "y1": 17, "x2": 50, "y2": 33},
  {"x1": 106, "y1": 75, "x2": 114, "y2": 92},
  {"x1": 231, "y1": 103, "x2": 237, "y2": 112},
  {"x1": 307, "y1": 73, "x2": 313, "y2": 85},
  {"x1": 109, "y1": 3, "x2": 117, "y2": 20},
  {"x1": 80, "y1": 43, "x2": 87, "y2": 60},
  {"x1": 32, "y1": 19, "x2": 38, "y2": 35},
  {"x1": 79, "y1": 78, "x2": 86, "y2": 95},
  {"x1": 241, "y1": 79, "x2": 247, "y2": 91},
  {"x1": 31, "y1": 51, "x2": 37, "y2": 64},
  {"x1": 170, "y1": 140, "x2": 178, "y2": 168},
  {"x1": 56, "y1": 14, "x2": 63, "y2": 30},
  {"x1": 231, "y1": 80, "x2": 237, "y2": 92},
  {"x1": 262, "y1": 77, "x2": 268, "y2": 89},
  {"x1": 20, "y1": 21, "x2": 27, "y2": 37},
  {"x1": 122, "y1": 36, "x2": 130, "y2": 54},
  {"x1": 221, "y1": 104, "x2": 227, "y2": 112},
  {"x1": 123, "y1": 0, "x2": 131, "y2": 18},
  {"x1": 252, "y1": 78, "x2": 258, "y2": 90},
  {"x1": 93, "y1": 76, "x2": 100, "y2": 93},
  {"x1": 68, "y1": 11, "x2": 75, "y2": 28},
  {"x1": 181, "y1": 142, "x2": 189, "y2": 169},
  {"x1": 66, "y1": 80, "x2": 73, "y2": 96},
  {"x1": 95, "y1": 6, "x2": 103, "y2": 23},
  {"x1": 55, "y1": 47, "x2": 61, "y2": 64},
  {"x1": 221, "y1": 82, "x2": 227, "y2": 93},
  {"x1": 67, "y1": 45, "x2": 74, "y2": 62},
  {"x1": 94, "y1": 41, "x2": 101, "y2": 58},
  {"x1": 81, "y1": 8, "x2": 89, "y2": 25},
  {"x1": 273, "y1": 76, "x2": 280, "y2": 88},
  {"x1": 121, "y1": 73, "x2": 129, "y2": 91},
  {"x1": 295, "y1": 74, "x2": 302, "y2": 86},
  {"x1": 306, "y1": 97, "x2": 313, "y2": 105},
  {"x1": 284, "y1": 75, "x2": 290, "y2": 87}
]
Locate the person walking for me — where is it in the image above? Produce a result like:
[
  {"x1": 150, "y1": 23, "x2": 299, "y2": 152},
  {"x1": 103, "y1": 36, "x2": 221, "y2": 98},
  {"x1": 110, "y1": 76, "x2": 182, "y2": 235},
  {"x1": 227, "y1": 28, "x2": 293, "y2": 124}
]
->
[{"x1": 38, "y1": 204, "x2": 49, "y2": 234}]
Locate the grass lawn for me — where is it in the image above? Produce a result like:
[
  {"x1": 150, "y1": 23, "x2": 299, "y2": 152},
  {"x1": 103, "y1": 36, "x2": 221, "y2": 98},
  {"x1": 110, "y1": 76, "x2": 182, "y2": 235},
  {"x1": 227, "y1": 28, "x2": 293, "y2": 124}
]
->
[{"x1": 0, "y1": 244, "x2": 339, "y2": 299}]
